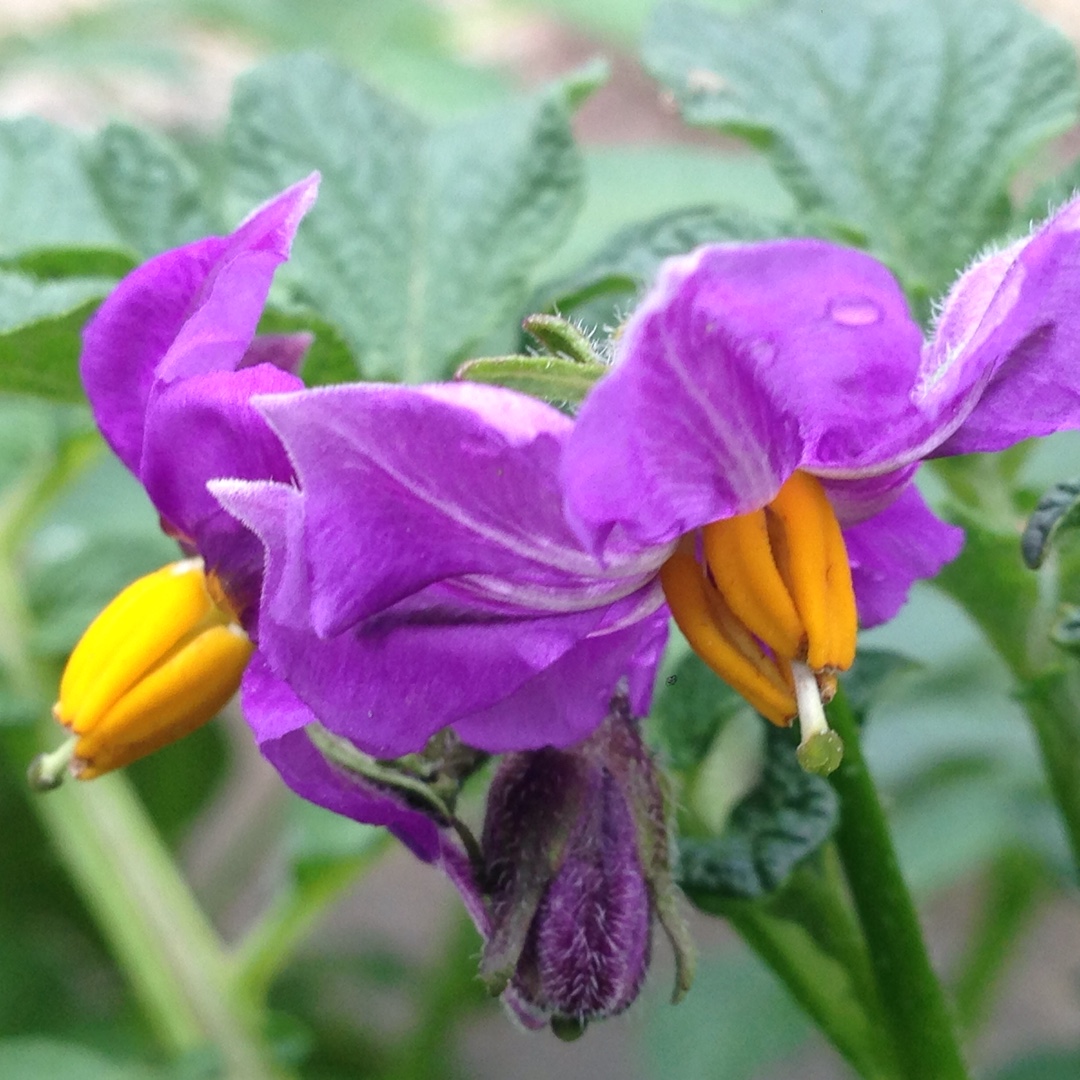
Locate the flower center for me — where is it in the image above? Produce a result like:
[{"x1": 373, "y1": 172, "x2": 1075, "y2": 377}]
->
[
  {"x1": 38, "y1": 558, "x2": 254, "y2": 783},
  {"x1": 659, "y1": 471, "x2": 857, "y2": 737}
]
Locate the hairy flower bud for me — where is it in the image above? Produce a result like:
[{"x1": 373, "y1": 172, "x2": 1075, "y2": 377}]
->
[{"x1": 479, "y1": 696, "x2": 694, "y2": 1036}]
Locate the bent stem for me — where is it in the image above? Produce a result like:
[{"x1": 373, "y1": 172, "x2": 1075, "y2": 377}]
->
[{"x1": 827, "y1": 691, "x2": 971, "y2": 1080}]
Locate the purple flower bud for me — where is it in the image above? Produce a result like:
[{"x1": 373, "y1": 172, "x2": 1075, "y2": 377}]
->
[{"x1": 479, "y1": 696, "x2": 694, "y2": 1036}]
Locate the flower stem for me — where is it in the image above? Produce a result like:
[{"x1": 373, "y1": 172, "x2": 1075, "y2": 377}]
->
[
  {"x1": 827, "y1": 691, "x2": 971, "y2": 1080},
  {"x1": 0, "y1": 455, "x2": 289, "y2": 1078},
  {"x1": 28, "y1": 761, "x2": 290, "y2": 1079},
  {"x1": 230, "y1": 839, "x2": 389, "y2": 1010}
]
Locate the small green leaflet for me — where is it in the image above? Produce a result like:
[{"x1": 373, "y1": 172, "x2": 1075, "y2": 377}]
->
[
  {"x1": 678, "y1": 726, "x2": 838, "y2": 900},
  {"x1": 228, "y1": 53, "x2": 596, "y2": 383},
  {"x1": 645, "y1": 0, "x2": 1079, "y2": 297}
]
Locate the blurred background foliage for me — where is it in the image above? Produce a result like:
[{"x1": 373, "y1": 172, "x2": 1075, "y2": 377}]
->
[{"x1": 0, "y1": 1, "x2": 1079, "y2": 1078}]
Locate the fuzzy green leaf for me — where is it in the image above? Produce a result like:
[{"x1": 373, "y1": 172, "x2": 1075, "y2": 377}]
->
[
  {"x1": 228, "y1": 53, "x2": 592, "y2": 382},
  {"x1": 540, "y1": 203, "x2": 785, "y2": 314},
  {"x1": 0, "y1": 119, "x2": 213, "y2": 264},
  {"x1": 645, "y1": 0, "x2": 1079, "y2": 294},
  {"x1": 678, "y1": 726, "x2": 839, "y2": 900},
  {"x1": 0, "y1": 276, "x2": 112, "y2": 401}
]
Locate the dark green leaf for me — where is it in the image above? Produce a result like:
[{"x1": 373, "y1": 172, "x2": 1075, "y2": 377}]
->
[
  {"x1": 645, "y1": 0, "x2": 1080, "y2": 294},
  {"x1": 454, "y1": 356, "x2": 605, "y2": 408},
  {"x1": 677, "y1": 725, "x2": 839, "y2": 899},
  {"x1": 81, "y1": 123, "x2": 220, "y2": 258},
  {"x1": 1021, "y1": 476, "x2": 1080, "y2": 568},
  {"x1": 539, "y1": 203, "x2": 786, "y2": 325},
  {"x1": 227, "y1": 53, "x2": 592, "y2": 381},
  {"x1": 0, "y1": 276, "x2": 112, "y2": 401},
  {"x1": 258, "y1": 304, "x2": 360, "y2": 388},
  {"x1": 650, "y1": 651, "x2": 745, "y2": 771}
]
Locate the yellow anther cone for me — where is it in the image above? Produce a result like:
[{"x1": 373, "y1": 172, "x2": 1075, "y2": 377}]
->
[{"x1": 49, "y1": 559, "x2": 253, "y2": 781}]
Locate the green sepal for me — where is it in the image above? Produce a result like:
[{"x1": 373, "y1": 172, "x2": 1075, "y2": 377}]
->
[
  {"x1": 521, "y1": 313, "x2": 602, "y2": 365},
  {"x1": 455, "y1": 355, "x2": 605, "y2": 408}
]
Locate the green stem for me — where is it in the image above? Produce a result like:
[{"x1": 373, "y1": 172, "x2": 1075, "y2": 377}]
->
[
  {"x1": 230, "y1": 840, "x2": 389, "y2": 1010},
  {"x1": 0, "y1": 446, "x2": 289, "y2": 1078},
  {"x1": 389, "y1": 910, "x2": 487, "y2": 1080},
  {"x1": 952, "y1": 848, "x2": 1045, "y2": 1035},
  {"x1": 701, "y1": 853, "x2": 898, "y2": 1079},
  {"x1": 827, "y1": 691, "x2": 971, "y2": 1080},
  {"x1": 1013, "y1": 670, "x2": 1080, "y2": 870},
  {"x1": 29, "y1": 763, "x2": 290, "y2": 1079}
]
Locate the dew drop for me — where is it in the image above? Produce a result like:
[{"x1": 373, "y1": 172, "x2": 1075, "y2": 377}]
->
[{"x1": 828, "y1": 296, "x2": 882, "y2": 327}]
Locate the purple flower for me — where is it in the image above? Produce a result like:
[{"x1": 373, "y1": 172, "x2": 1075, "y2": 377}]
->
[
  {"x1": 560, "y1": 198, "x2": 1080, "y2": 757},
  {"x1": 81, "y1": 175, "x2": 318, "y2": 621},
  {"x1": 38, "y1": 177, "x2": 320, "y2": 788},
  {"x1": 45, "y1": 176, "x2": 488, "y2": 876},
  {"x1": 211, "y1": 382, "x2": 671, "y2": 761}
]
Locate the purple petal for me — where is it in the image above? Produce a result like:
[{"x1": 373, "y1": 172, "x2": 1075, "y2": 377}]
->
[
  {"x1": 140, "y1": 364, "x2": 302, "y2": 615},
  {"x1": 563, "y1": 240, "x2": 924, "y2": 554},
  {"x1": 842, "y1": 482, "x2": 964, "y2": 627},
  {"x1": 238, "y1": 584, "x2": 664, "y2": 758},
  {"x1": 242, "y1": 646, "x2": 492, "y2": 943},
  {"x1": 81, "y1": 175, "x2": 318, "y2": 472},
  {"x1": 255, "y1": 383, "x2": 662, "y2": 636},
  {"x1": 239, "y1": 333, "x2": 313, "y2": 376},
  {"x1": 927, "y1": 198, "x2": 1080, "y2": 456},
  {"x1": 453, "y1": 604, "x2": 669, "y2": 753},
  {"x1": 821, "y1": 464, "x2": 919, "y2": 527}
]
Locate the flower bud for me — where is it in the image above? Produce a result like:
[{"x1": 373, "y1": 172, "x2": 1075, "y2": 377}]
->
[
  {"x1": 31, "y1": 559, "x2": 253, "y2": 786},
  {"x1": 479, "y1": 696, "x2": 695, "y2": 1036}
]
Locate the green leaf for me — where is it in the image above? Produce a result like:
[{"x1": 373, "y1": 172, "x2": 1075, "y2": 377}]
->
[
  {"x1": 538, "y1": 203, "x2": 786, "y2": 329},
  {"x1": 0, "y1": 1039, "x2": 158, "y2": 1079},
  {"x1": 227, "y1": 53, "x2": 592, "y2": 382},
  {"x1": 81, "y1": 123, "x2": 220, "y2": 258},
  {"x1": 454, "y1": 355, "x2": 605, "y2": 408},
  {"x1": 1021, "y1": 475, "x2": 1080, "y2": 569},
  {"x1": 677, "y1": 725, "x2": 839, "y2": 900},
  {"x1": 643, "y1": 950, "x2": 813, "y2": 1079},
  {"x1": 286, "y1": 796, "x2": 387, "y2": 888},
  {"x1": 650, "y1": 651, "x2": 745, "y2": 771},
  {"x1": 257, "y1": 304, "x2": 360, "y2": 388},
  {"x1": 0, "y1": 119, "x2": 213, "y2": 264},
  {"x1": 0, "y1": 276, "x2": 112, "y2": 401},
  {"x1": 645, "y1": 0, "x2": 1080, "y2": 294}
]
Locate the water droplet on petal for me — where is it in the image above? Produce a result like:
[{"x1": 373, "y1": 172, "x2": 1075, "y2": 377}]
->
[{"x1": 828, "y1": 296, "x2": 882, "y2": 327}]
